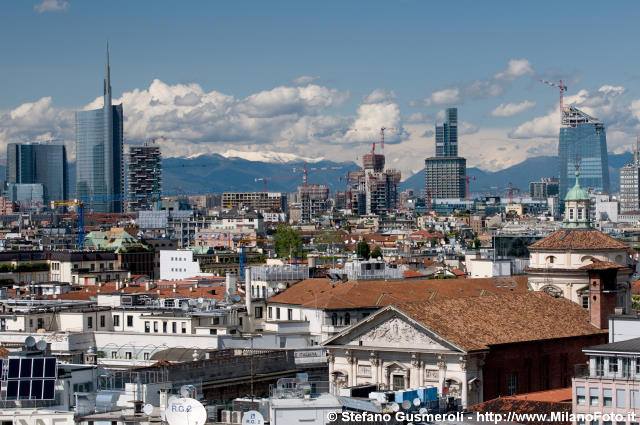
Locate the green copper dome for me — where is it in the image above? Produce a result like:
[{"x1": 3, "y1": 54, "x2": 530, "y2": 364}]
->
[{"x1": 564, "y1": 171, "x2": 589, "y2": 201}]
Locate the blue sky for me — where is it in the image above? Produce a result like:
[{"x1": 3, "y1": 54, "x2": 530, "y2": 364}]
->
[{"x1": 1, "y1": 0, "x2": 640, "y2": 176}]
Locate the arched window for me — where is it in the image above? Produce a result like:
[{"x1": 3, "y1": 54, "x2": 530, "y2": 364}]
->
[
  {"x1": 331, "y1": 313, "x2": 338, "y2": 326},
  {"x1": 545, "y1": 256, "x2": 557, "y2": 264},
  {"x1": 344, "y1": 313, "x2": 351, "y2": 326}
]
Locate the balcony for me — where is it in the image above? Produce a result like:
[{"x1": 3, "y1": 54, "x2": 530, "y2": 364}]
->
[{"x1": 575, "y1": 363, "x2": 640, "y2": 381}]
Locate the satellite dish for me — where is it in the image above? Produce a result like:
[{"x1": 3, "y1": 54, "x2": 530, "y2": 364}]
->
[
  {"x1": 419, "y1": 407, "x2": 428, "y2": 414},
  {"x1": 402, "y1": 399, "x2": 412, "y2": 410},
  {"x1": 390, "y1": 402, "x2": 400, "y2": 412},
  {"x1": 36, "y1": 340, "x2": 47, "y2": 351},
  {"x1": 25, "y1": 336, "x2": 36, "y2": 348},
  {"x1": 165, "y1": 396, "x2": 207, "y2": 425},
  {"x1": 413, "y1": 397, "x2": 421, "y2": 407},
  {"x1": 181, "y1": 303, "x2": 189, "y2": 311},
  {"x1": 143, "y1": 404, "x2": 154, "y2": 416},
  {"x1": 242, "y1": 410, "x2": 265, "y2": 425}
]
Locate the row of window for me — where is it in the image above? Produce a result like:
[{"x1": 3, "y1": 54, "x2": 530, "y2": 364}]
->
[
  {"x1": 144, "y1": 320, "x2": 188, "y2": 334},
  {"x1": 267, "y1": 307, "x2": 293, "y2": 321},
  {"x1": 111, "y1": 351, "x2": 150, "y2": 360},
  {"x1": 576, "y1": 387, "x2": 640, "y2": 408}
]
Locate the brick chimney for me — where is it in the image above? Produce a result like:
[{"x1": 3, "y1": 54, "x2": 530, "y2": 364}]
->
[{"x1": 584, "y1": 263, "x2": 621, "y2": 330}]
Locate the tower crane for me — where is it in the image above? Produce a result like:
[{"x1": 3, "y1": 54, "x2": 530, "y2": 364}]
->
[
  {"x1": 254, "y1": 178, "x2": 267, "y2": 192},
  {"x1": 539, "y1": 79, "x2": 568, "y2": 124},
  {"x1": 292, "y1": 163, "x2": 342, "y2": 185},
  {"x1": 51, "y1": 199, "x2": 85, "y2": 249},
  {"x1": 379, "y1": 127, "x2": 396, "y2": 152}
]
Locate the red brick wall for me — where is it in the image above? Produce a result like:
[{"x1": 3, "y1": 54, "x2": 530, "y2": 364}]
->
[{"x1": 481, "y1": 334, "x2": 607, "y2": 401}]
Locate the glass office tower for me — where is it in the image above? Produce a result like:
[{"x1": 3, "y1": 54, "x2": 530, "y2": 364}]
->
[
  {"x1": 6, "y1": 142, "x2": 68, "y2": 204},
  {"x1": 75, "y1": 45, "x2": 123, "y2": 213},
  {"x1": 558, "y1": 106, "x2": 609, "y2": 202},
  {"x1": 435, "y1": 107, "x2": 458, "y2": 157}
]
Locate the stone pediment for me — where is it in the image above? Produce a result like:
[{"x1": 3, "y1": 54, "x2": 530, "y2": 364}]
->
[{"x1": 335, "y1": 312, "x2": 458, "y2": 352}]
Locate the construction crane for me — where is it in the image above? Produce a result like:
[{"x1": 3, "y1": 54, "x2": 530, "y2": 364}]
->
[
  {"x1": 379, "y1": 127, "x2": 396, "y2": 152},
  {"x1": 51, "y1": 200, "x2": 85, "y2": 249},
  {"x1": 254, "y1": 178, "x2": 267, "y2": 192},
  {"x1": 464, "y1": 176, "x2": 476, "y2": 200},
  {"x1": 507, "y1": 182, "x2": 520, "y2": 203},
  {"x1": 539, "y1": 79, "x2": 568, "y2": 124},
  {"x1": 292, "y1": 163, "x2": 342, "y2": 185},
  {"x1": 235, "y1": 236, "x2": 271, "y2": 282}
]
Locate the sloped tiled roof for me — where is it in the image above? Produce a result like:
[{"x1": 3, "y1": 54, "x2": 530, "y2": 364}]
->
[
  {"x1": 470, "y1": 388, "x2": 572, "y2": 425},
  {"x1": 267, "y1": 276, "x2": 528, "y2": 310},
  {"x1": 529, "y1": 229, "x2": 628, "y2": 250},
  {"x1": 393, "y1": 292, "x2": 605, "y2": 352}
]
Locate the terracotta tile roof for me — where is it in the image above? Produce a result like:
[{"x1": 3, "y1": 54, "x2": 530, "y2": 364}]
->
[
  {"x1": 267, "y1": 276, "x2": 529, "y2": 310},
  {"x1": 529, "y1": 229, "x2": 628, "y2": 250},
  {"x1": 470, "y1": 389, "x2": 572, "y2": 425},
  {"x1": 403, "y1": 270, "x2": 426, "y2": 278},
  {"x1": 578, "y1": 258, "x2": 629, "y2": 271},
  {"x1": 393, "y1": 292, "x2": 605, "y2": 352},
  {"x1": 632, "y1": 279, "x2": 640, "y2": 295}
]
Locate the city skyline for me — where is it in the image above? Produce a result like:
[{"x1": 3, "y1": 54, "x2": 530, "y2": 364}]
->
[{"x1": 1, "y1": 1, "x2": 640, "y2": 178}]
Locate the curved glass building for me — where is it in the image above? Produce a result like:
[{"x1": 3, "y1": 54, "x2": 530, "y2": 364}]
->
[
  {"x1": 75, "y1": 45, "x2": 123, "y2": 213},
  {"x1": 558, "y1": 106, "x2": 609, "y2": 202}
]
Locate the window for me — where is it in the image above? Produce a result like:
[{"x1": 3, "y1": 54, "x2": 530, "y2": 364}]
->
[
  {"x1": 254, "y1": 307, "x2": 263, "y2": 319},
  {"x1": 345, "y1": 313, "x2": 351, "y2": 326},
  {"x1": 508, "y1": 373, "x2": 518, "y2": 395},
  {"x1": 113, "y1": 315, "x2": 120, "y2": 327},
  {"x1": 37, "y1": 318, "x2": 44, "y2": 329},
  {"x1": 268, "y1": 307, "x2": 272, "y2": 319},
  {"x1": 332, "y1": 313, "x2": 338, "y2": 326},
  {"x1": 609, "y1": 357, "x2": 618, "y2": 373},
  {"x1": 87, "y1": 317, "x2": 93, "y2": 329},
  {"x1": 590, "y1": 388, "x2": 599, "y2": 406},
  {"x1": 569, "y1": 208, "x2": 574, "y2": 220},
  {"x1": 631, "y1": 390, "x2": 640, "y2": 408},
  {"x1": 181, "y1": 322, "x2": 187, "y2": 334},
  {"x1": 392, "y1": 375, "x2": 405, "y2": 391},
  {"x1": 100, "y1": 315, "x2": 105, "y2": 328},
  {"x1": 172, "y1": 322, "x2": 177, "y2": 333},
  {"x1": 144, "y1": 321, "x2": 150, "y2": 333},
  {"x1": 163, "y1": 322, "x2": 167, "y2": 333},
  {"x1": 209, "y1": 329, "x2": 217, "y2": 335},
  {"x1": 111, "y1": 351, "x2": 117, "y2": 359},
  {"x1": 143, "y1": 353, "x2": 150, "y2": 360},
  {"x1": 287, "y1": 309, "x2": 293, "y2": 321},
  {"x1": 636, "y1": 358, "x2": 640, "y2": 374},
  {"x1": 280, "y1": 336, "x2": 286, "y2": 348},
  {"x1": 576, "y1": 387, "x2": 586, "y2": 405},
  {"x1": 127, "y1": 315, "x2": 133, "y2": 327},
  {"x1": 153, "y1": 321, "x2": 158, "y2": 333},
  {"x1": 582, "y1": 296, "x2": 589, "y2": 309},
  {"x1": 125, "y1": 352, "x2": 132, "y2": 360},
  {"x1": 276, "y1": 308, "x2": 281, "y2": 320},
  {"x1": 595, "y1": 356, "x2": 604, "y2": 376},
  {"x1": 616, "y1": 389, "x2": 626, "y2": 408},
  {"x1": 603, "y1": 388, "x2": 612, "y2": 406}
]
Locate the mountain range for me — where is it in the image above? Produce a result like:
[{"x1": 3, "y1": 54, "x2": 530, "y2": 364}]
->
[{"x1": 0, "y1": 152, "x2": 632, "y2": 198}]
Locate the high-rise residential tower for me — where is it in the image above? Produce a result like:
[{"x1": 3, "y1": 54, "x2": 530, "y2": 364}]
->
[
  {"x1": 425, "y1": 107, "x2": 467, "y2": 200},
  {"x1": 558, "y1": 106, "x2": 609, "y2": 202},
  {"x1": 75, "y1": 45, "x2": 124, "y2": 213},
  {"x1": 127, "y1": 144, "x2": 162, "y2": 212},
  {"x1": 619, "y1": 136, "x2": 640, "y2": 213},
  {"x1": 6, "y1": 141, "x2": 68, "y2": 204}
]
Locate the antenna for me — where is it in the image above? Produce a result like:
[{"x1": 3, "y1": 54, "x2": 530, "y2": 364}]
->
[
  {"x1": 25, "y1": 336, "x2": 36, "y2": 348},
  {"x1": 165, "y1": 396, "x2": 207, "y2": 425},
  {"x1": 36, "y1": 340, "x2": 47, "y2": 351}
]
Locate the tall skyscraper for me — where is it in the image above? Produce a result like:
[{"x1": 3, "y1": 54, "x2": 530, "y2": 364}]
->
[
  {"x1": 6, "y1": 141, "x2": 68, "y2": 204},
  {"x1": 127, "y1": 144, "x2": 162, "y2": 212},
  {"x1": 619, "y1": 136, "x2": 640, "y2": 213},
  {"x1": 435, "y1": 107, "x2": 458, "y2": 157},
  {"x1": 558, "y1": 106, "x2": 609, "y2": 202},
  {"x1": 75, "y1": 45, "x2": 123, "y2": 213},
  {"x1": 426, "y1": 107, "x2": 466, "y2": 200}
]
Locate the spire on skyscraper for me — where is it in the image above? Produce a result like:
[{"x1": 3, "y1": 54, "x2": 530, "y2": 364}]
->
[{"x1": 104, "y1": 41, "x2": 111, "y2": 98}]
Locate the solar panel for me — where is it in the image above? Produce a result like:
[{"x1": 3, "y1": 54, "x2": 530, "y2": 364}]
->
[
  {"x1": 7, "y1": 358, "x2": 20, "y2": 379},
  {"x1": 43, "y1": 379, "x2": 55, "y2": 399},
  {"x1": 19, "y1": 380, "x2": 30, "y2": 399},
  {"x1": 30, "y1": 379, "x2": 43, "y2": 399},
  {"x1": 6, "y1": 381, "x2": 18, "y2": 400},
  {"x1": 20, "y1": 359, "x2": 32, "y2": 378},
  {"x1": 32, "y1": 358, "x2": 44, "y2": 378},
  {"x1": 44, "y1": 358, "x2": 56, "y2": 378}
]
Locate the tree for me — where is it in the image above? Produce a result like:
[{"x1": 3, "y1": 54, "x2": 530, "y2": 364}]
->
[
  {"x1": 314, "y1": 229, "x2": 344, "y2": 251},
  {"x1": 274, "y1": 224, "x2": 303, "y2": 258},
  {"x1": 370, "y1": 246, "x2": 383, "y2": 259},
  {"x1": 356, "y1": 241, "x2": 370, "y2": 259}
]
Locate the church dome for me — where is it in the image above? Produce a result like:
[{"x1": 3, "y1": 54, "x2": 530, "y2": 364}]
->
[{"x1": 564, "y1": 171, "x2": 589, "y2": 201}]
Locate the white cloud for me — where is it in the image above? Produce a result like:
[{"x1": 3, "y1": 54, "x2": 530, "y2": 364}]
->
[
  {"x1": 34, "y1": 0, "x2": 69, "y2": 13},
  {"x1": 291, "y1": 75, "x2": 320, "y2": 85},
  {"x1": 494, "y1": 58, "x2": 534, "y2": 80},
  {"x1": 362, "y1": 89, "x2": 396, "y2": 104},
  {"x1": 411, "y1": 88, "x2": 461, "y2": 107},
  {"x1": 490, "y1": 100, "x2": 536, "y2": 117}
]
